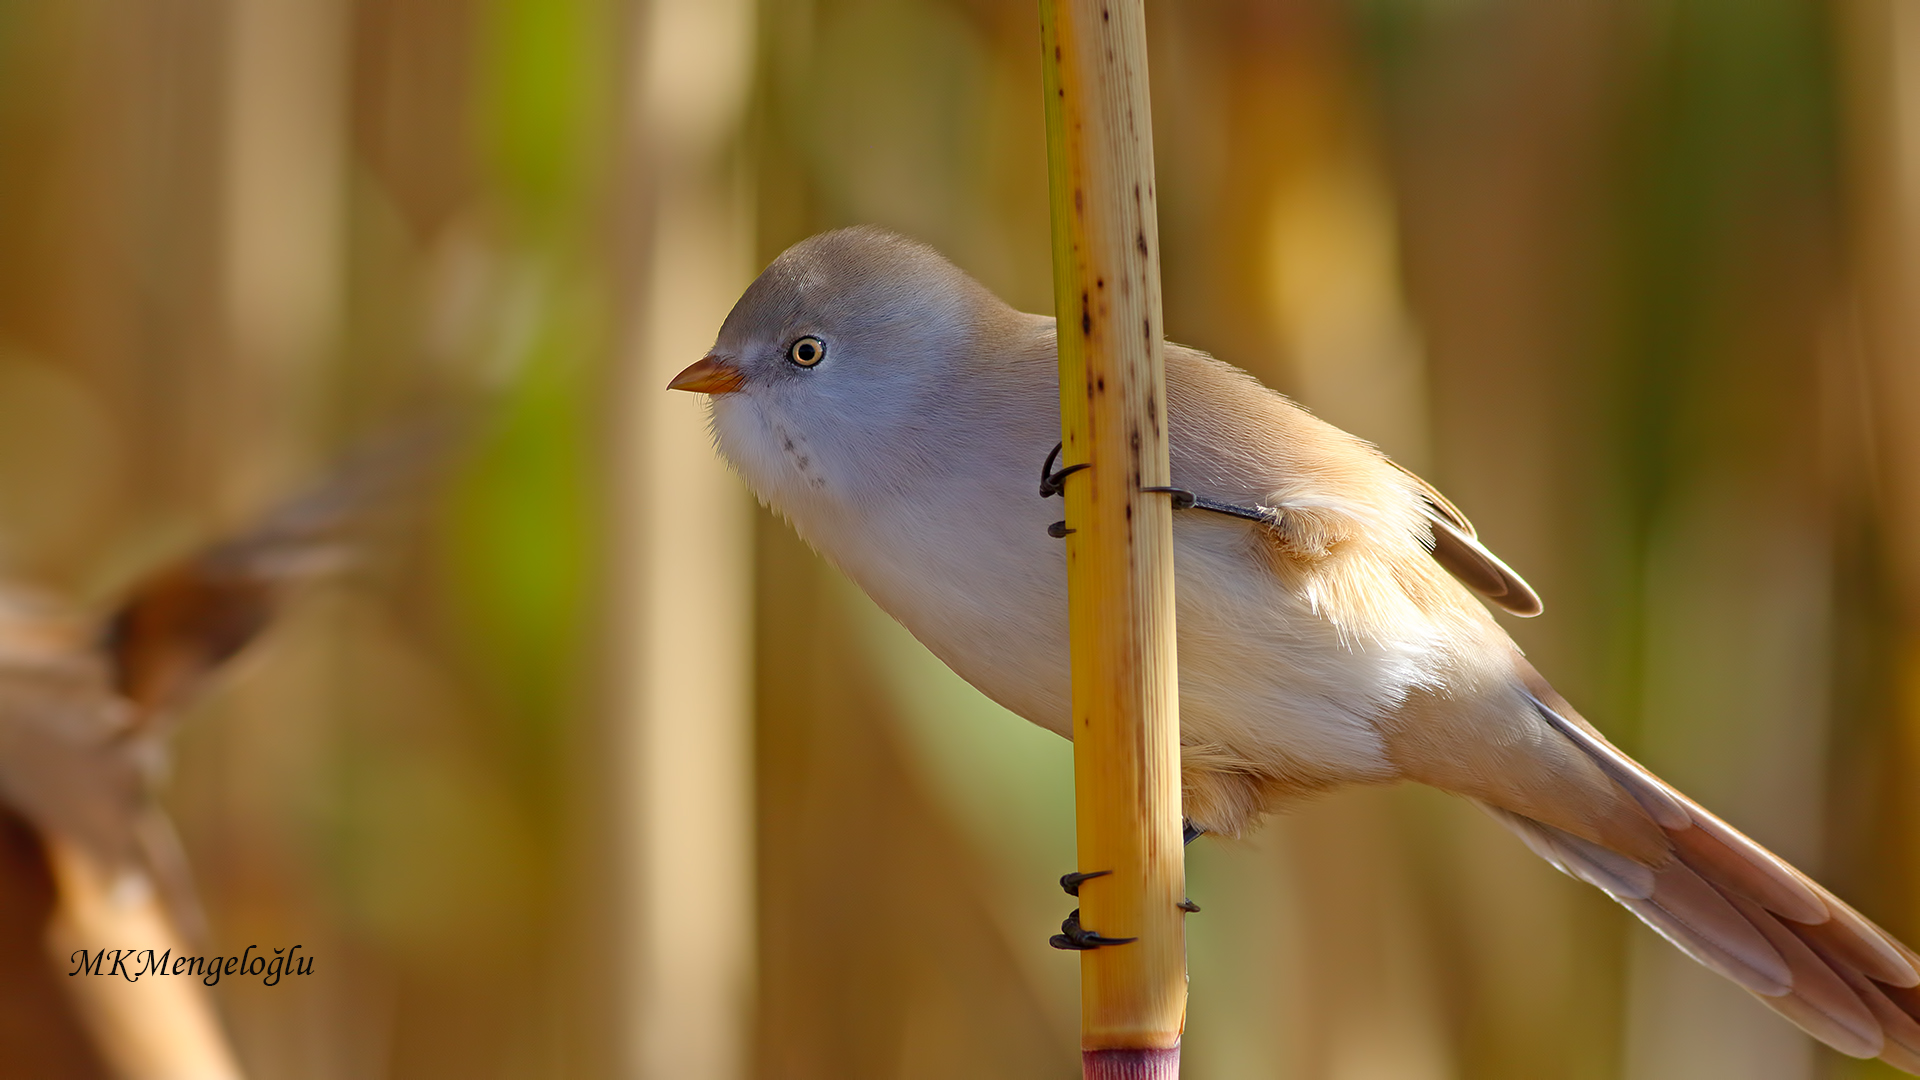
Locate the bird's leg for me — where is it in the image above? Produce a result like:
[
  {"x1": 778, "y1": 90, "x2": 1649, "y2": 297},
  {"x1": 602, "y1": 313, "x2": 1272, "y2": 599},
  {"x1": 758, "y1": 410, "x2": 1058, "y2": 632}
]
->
[{"x1": 1146, "y1": 486, "x2": 1285, "y2": 527}]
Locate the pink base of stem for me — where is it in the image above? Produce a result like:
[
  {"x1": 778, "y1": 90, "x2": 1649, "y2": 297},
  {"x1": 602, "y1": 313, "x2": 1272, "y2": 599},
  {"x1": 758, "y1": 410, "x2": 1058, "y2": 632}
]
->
[{"x1": 1083, "y1": 1047, "x2": 1180, "y2": 1079}]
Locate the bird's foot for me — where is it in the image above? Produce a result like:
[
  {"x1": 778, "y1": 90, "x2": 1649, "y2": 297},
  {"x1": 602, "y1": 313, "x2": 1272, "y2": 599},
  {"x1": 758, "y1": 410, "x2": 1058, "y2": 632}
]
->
[
  {"x1": 1040, "y1": 443, "x2": 1088, "y2": 538},
  {"x1": 1049, "y1": 908, "x2": 1137, "y2": 951},
  {"x1": 1038, "y1": 442, "x2": 1089, "y2": 499},
  {"x1": 1038, "y1": 443, "x2": 1283, "y2": 538},
  {"x1": 1052, "y1": 870, "x2": 1134, "y2": 949}
]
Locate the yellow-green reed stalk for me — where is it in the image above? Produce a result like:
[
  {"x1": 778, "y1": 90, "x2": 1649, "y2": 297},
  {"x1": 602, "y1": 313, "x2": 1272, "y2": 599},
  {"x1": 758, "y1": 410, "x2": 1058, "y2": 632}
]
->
[{"x1": 1040, "y1": 0, "x2": 1187, "y2": 1075}]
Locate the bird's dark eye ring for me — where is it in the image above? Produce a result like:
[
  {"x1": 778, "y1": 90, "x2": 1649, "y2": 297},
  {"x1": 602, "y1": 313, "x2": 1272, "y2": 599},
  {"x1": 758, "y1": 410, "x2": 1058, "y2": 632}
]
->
[{"x1": 788, "y1": 336, "x2": 825, "y2": 367}]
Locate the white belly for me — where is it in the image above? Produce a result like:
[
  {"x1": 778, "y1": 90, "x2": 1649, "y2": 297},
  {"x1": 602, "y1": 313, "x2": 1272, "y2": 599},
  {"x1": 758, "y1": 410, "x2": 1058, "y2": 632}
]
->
[{"x1": 811, "y1": 486, "x2": 1406, "y2": 788}]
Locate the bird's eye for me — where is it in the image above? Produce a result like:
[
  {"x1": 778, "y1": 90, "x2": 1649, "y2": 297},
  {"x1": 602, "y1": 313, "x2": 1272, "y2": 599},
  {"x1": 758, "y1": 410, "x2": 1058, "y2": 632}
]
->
[{"x1": 788, "y1": 336, "x2": 825, "y2": 367}]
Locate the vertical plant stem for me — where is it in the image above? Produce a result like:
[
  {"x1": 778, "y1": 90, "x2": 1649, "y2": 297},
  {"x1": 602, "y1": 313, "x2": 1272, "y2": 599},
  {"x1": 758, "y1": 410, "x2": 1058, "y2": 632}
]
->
[
  {"x1": 1039, "y1": 1, "x2": 1187, "y2": 1076},
  {"x1": 1841, "y1": 0, "x2": 1920, "y2": 939},
  {"x1": 615, "y1": 0, "x2": 759, "y2": 1076},
  {"x1": 45, "y1": 840, "x2": 244, "y2": 1080}
]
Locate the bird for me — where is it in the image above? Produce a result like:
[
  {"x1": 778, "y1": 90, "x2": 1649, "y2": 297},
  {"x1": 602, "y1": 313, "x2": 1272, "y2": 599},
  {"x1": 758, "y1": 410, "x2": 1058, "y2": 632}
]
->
[
  {"x1": 0, "y1": 414, "x2": 463, "y2": 938},
  {"x1": 668, "y1": 224, "x2": 1920, "y2": 1071}
]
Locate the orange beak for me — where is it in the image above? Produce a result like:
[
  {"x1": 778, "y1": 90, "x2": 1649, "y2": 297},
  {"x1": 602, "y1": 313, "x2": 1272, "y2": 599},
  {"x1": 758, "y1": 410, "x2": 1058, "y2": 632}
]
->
[{"x1": 668, "y1": 355, "x2": 746, "y2": 395}]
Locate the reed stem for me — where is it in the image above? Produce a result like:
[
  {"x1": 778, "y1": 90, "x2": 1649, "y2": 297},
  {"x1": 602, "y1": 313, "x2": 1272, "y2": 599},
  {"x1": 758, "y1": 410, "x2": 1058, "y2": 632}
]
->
[{"x1": 1039, "y1": 1, "x2": 1187, "y2": 1075}]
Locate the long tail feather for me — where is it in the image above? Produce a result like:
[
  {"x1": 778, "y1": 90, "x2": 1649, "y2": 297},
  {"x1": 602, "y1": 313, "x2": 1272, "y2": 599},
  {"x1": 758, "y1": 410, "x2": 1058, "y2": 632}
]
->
[{"x1": 1481, "y1": 686, "x2": 1920, "y2": 1071}]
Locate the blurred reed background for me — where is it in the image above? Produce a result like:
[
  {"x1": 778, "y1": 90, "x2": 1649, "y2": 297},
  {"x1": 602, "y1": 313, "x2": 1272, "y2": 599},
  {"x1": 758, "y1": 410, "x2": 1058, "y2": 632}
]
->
[{"x1": 0, "y1": 0, "x2": 1915, "y2": 1078}]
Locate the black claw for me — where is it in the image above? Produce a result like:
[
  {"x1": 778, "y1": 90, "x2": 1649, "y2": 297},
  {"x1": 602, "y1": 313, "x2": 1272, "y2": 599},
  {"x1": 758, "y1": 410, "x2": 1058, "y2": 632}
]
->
[
  {"x1": 1176, "y1": 824, "x2": 1203, "y2": 913},
  {"x1": 1047, "y1": 520, "x2": 1074, "y2": 539},
  {"x1": 1049, "y1": 908, "x2": 1138, "y2": 951},
  {"x1": 1060, "y1": 869, "x2": 1112, "y2": 897},
  {"x1": 1141, "y1": 485, "x2": 1197, "y2": 509},
  {"x1": 1039, "y1": 442, "x2": 1090, "y2": 498}
]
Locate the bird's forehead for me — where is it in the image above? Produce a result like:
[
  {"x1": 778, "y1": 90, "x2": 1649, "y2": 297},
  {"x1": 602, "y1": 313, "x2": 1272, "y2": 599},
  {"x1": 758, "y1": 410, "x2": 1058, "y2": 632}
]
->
[
  {"x1": 719, "y1": 252, "x2": 940, "y2": 349},
  {"x1": 716, "y1": 260, "x2": 815, "y2": 343}
]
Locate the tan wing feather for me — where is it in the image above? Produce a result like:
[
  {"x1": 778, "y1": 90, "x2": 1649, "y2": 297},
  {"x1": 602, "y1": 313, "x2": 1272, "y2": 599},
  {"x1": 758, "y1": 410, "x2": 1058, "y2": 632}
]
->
[{"x1": 1386, "y1": 459, "x2": 1543, "y2": 617}]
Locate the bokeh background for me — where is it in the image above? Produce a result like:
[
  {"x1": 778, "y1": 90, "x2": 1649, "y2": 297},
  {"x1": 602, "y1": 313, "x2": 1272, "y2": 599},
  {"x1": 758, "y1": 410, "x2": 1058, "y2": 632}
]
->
[{"x1": 0, "y1": 0, "x2": 1917, "y2": 1077}]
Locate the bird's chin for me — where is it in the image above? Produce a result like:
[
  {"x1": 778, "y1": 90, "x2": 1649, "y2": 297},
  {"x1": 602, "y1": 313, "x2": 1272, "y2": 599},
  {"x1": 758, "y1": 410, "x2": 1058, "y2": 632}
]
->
[
  {"x1": 704, "y1": 394, "x2": 793, "y2": 503},
  {"x1": 703, "y1": 392, "x2": 752, "y2": 465}
]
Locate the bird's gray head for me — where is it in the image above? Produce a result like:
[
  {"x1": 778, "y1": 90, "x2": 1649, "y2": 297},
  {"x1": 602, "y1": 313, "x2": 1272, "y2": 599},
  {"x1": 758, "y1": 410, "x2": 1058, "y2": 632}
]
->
[{"x1": 670, "y1": 226, "x2": 1018, "y2": 506}]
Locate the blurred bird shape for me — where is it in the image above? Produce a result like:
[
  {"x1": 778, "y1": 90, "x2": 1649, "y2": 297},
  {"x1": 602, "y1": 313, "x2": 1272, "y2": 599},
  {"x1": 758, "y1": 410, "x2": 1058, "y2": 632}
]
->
[{"x1": 0, "y1": 413, "x2": 467, "y2": 942}]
